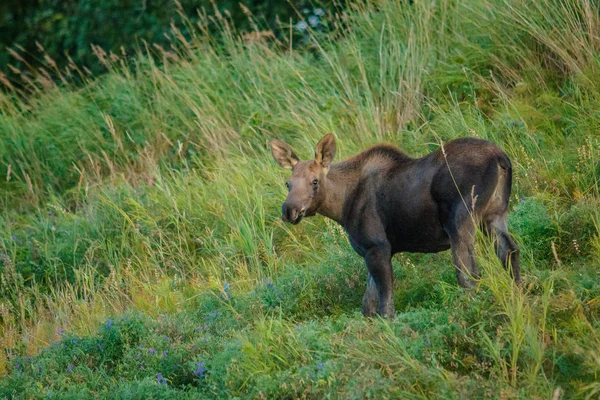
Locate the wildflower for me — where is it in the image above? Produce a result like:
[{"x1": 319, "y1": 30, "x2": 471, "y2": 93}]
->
[
  {"x1": 149, "y1": 348, "x2": 156, "y2": 355},
  {"x1": 193, "y1": 362, "x2": 207, "y2": 378},
  {"x1": 136, "y1": 354, "x2": 141, "y2": 360},
  {"x1": 164, "y1": 336, "x2": 170, "y2": 342},
  {"x1": 162, "y1": 350, "x2": 168, "y2": 357},
  {"x1": 57, "y1": 329, "x2": 65, "y2": 336},
  {"x1": 106, "y1": 319, "x2": 112, "y2": 329},
  {"x1": 308, "y1": 16, "x2": 319, "y2": 28},
  {"x1": 302, "y1": 8, "x2": 310, "y2": 14},
  {"x1": 295, "y1": 21, "x2": 308, "y2": 32},
  {"x1": 157, "y1": 372, "x2": 167, "y2": 385},
  {"x1": 318, "y1": 362, "x2": 324, "y2": 370},
  {"x1": 10, "y1": 235, "x2": 17, "y2": 241},
  {"x1": 14, "y1": 363, "x2": 19, "y2": 369},
  {"x1": 314, "y1": 8, "x2": 325, "y2": 16},
  {"x1": 67, "y1": 364, "x2": 73, "y2": 373},
  {"x1": 98, "y1": 343, "x2": 102, "y2": 350}
]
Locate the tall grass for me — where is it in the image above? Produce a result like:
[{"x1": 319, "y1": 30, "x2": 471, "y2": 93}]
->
[{"x1": 0, "y1": 0, "x2": 600, "y2": 397}]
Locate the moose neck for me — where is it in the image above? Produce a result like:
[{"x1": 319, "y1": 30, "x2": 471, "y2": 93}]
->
[{"x1": 316, "y1": 161, "x2": 361, "y2": 225}]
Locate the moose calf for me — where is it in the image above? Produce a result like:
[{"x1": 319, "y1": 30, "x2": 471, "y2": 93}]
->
[{"x1": 271, "y1": 134, "x2": 520, "y2": 317}]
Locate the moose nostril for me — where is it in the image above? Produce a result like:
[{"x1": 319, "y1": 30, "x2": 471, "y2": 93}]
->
[
  {"x1": 282, "y1": 204, "x2": 294, "y2": 222},
  {"x1": 282, "y1": 202, "x2": 302, "y2": 223}
]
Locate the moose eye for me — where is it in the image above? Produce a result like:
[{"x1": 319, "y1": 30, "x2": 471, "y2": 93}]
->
[
  {"x1": 285, "y1": 182, "x2": 291, "y2": 190},
  {"x1": 312, "y1": 179, "x2": 319, "y2": 186}
]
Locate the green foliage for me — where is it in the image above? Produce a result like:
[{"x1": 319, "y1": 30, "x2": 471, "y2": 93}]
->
[
  {"x1": 1, "y1": 0, "x2": 600, "y2": 398},
  {"x1": 509, "y1": 198, "x2": 557, "y2": 262},
  {"x1": 0, "y1": 0, "x2": 326, "y2": 78}
]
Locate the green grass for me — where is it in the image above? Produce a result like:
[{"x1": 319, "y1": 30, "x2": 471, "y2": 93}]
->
[{"x1": 0, "y1": 0, "x2": 600, "y2": 398}]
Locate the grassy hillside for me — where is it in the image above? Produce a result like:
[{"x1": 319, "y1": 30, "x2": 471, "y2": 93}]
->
[{"x1": 0, "y1": 0, "x2": 599, "y2": 398}]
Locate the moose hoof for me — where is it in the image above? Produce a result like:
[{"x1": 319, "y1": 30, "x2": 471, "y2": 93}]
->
[
  {"x1": 362, "y1": 308, "x2": 378, "y2": 318},
  {"x1": 379, "y1": 307, "x2": 396, "y2": 319}
]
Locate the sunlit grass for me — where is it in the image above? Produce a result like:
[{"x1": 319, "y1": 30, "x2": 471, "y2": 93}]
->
[{"x1": 0, "y1": 0, "x2": 599, "y2": 398}]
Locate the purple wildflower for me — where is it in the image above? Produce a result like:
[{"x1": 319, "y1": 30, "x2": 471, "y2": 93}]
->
[
  {"x1": 162, "y1": 350, "x2": 168, "y2": 357},
  {"x1": 149, "y1": 348, "x2": 156, "y2": 355},
  {"x1": 106, "y1": 319, "x2": 112, "y2": 329},
  {"x1": 67, "y1": 364, "x2": 73, "y2": 373},
  {"x1": 157, "y1": 372, "x2": 167, "y2": 385},
  {"x1": 193, "y1": 362, "x2": 207, "y2": 378}
]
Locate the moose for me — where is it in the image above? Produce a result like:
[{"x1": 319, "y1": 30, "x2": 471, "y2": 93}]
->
[{"x1": 271, "y1": 134, "x2": 520, "y2": 318}]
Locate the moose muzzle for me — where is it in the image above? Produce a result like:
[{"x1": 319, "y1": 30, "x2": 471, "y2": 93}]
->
[{"x1": 282, "y1": 202, "x2": 306, "y2": 225}]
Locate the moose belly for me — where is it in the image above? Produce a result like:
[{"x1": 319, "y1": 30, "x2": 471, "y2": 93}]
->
[{"x1": 386, "y1": 213, "x2": 451, "y2": 254}]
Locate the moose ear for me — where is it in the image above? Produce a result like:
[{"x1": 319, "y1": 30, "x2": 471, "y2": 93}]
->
[
  {"x1": 314, "y1": 133, "x2": 336, "y2": 169},
  {"x1": 271, "y1": 139, "x2": 300, "y2": 170}
]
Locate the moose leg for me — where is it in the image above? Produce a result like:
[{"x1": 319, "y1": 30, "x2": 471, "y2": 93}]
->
[
  {"x1": 364, "y1": 245, "x2": 395, "y2": 318},
  {"x1": 362, "y1": 273, "x2": 378, "y2": 317},
  {"x1": 486, "y1": 214, "x2": 521, "y2": 284},
  {"x1": 445, "y1": 207, "x2": 478, "y2": 288}
]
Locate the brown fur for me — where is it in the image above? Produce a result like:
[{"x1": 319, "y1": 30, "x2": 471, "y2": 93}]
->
[{"x1": 271, "y1": 134, "x2": 520, "y2": 317}]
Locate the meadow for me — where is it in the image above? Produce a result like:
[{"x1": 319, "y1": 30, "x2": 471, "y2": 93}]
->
[{"x1": 0, "y1": 0, "x2": 599, "y2": 398}]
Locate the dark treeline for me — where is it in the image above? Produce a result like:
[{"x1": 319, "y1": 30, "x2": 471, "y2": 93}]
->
[{"x1": 0, "y1": 0, "x2": 328, "y2": 79}]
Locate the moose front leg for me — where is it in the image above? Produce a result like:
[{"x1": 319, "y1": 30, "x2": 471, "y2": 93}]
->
[
  {"x1": 362, "y1": 272, "x2": 378, "y2": 317},
  {"x1": 364, "y1": 245, "x2": 395, "y2": 318}
]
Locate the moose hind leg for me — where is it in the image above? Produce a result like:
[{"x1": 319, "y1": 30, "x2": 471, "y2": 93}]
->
[
  {"x1": 445, "y1": 206, "x2": 479, "y2": 288},
  {"x1": 486, "y1": 214, "x2": 521, "y2": 284},
  {"x1": 362, "y1": 273, "x2": 378, "y2": 317}
]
